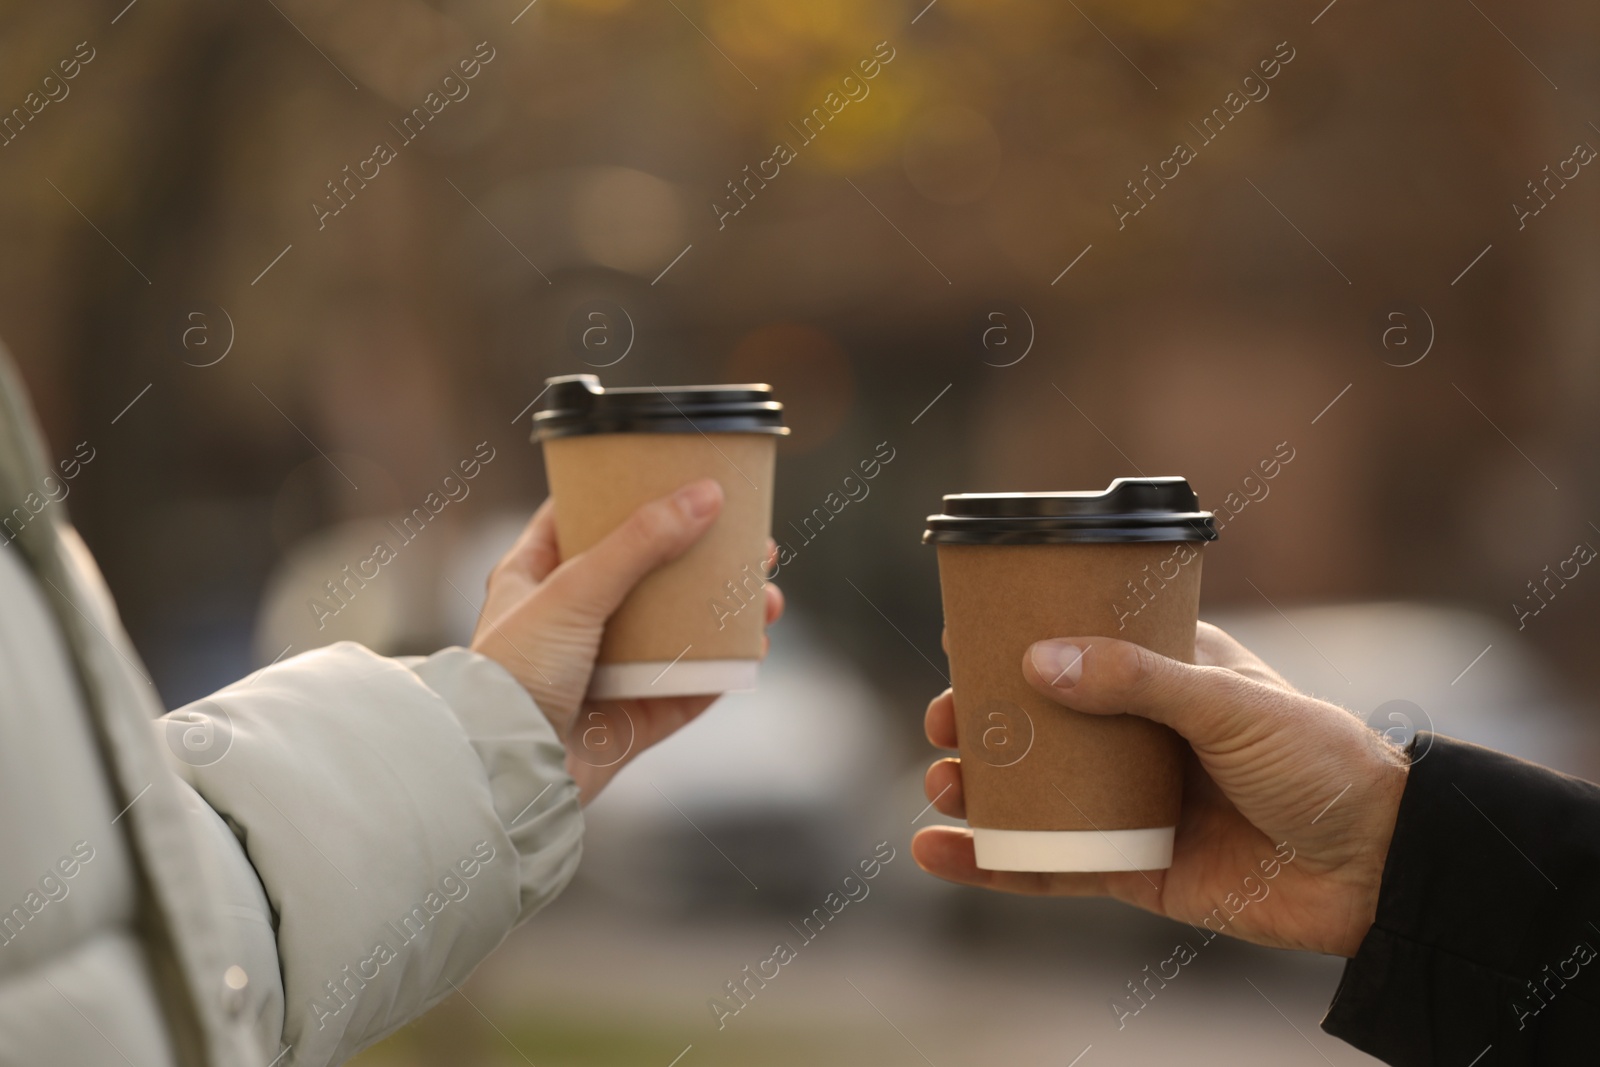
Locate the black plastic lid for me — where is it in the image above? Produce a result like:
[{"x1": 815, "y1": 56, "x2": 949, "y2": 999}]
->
[
  {"x1": 531, "y1": 374, "x2": 789, "y2": 439},
  {"x1": 923, "y1": 477, "x2": 1218, "y2": 545}
]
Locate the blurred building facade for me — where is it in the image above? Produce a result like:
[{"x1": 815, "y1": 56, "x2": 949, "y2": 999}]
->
[{"x1": 2, "y1": 0, "x2": 1597, "y2": 735}]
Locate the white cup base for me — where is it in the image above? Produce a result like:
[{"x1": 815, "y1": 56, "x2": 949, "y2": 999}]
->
[
  {"x1": 972, "y1": 826, "x2": 1176, "y2": 872},
  {"x1": 588, "y1": 658, "x2": 758, "y2": 700}
]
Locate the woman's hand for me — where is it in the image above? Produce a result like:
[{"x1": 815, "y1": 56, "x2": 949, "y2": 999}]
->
[
  {"x1": 912, "y1": 622, "x2": 1409, "y2": 958},
  {"x1": 470, "y1": 479, "x2": 783, "y2": 805}
]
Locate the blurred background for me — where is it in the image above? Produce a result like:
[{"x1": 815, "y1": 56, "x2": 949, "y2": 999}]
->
[{"x1": 4, "y1": 0, "x2": 1599, "y2": 1062}]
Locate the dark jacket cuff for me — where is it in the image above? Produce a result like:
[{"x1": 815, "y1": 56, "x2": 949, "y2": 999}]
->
[{"x1": 1322, "y1": 732, "x2": 1600, "y2": 1065}]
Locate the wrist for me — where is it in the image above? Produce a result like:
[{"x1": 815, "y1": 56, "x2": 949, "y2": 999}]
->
[{"x1": 1329, "y1": 750, "x2": 1410, "y2": 957}]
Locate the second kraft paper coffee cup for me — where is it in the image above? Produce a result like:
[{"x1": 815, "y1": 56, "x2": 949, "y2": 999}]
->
[
  {"x1": 924, "y1": 477, "x2": 1217, "y2": 872},
  {"x1": 534, "y1": 374, "x2": 787, "y2": 700}
]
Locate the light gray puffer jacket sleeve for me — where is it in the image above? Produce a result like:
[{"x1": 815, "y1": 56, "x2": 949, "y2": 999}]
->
[{"x1": 157, "y1": 641, "x2": 583, "y2": 1067}]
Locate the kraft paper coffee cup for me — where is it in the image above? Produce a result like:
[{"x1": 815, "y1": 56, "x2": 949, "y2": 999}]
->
[
  {"x1": 924, "y1": 477, "x2": 1217, "y2": 873},
  {"x1": 533, "y1": 374, "x2": 787, "y2": 700}
]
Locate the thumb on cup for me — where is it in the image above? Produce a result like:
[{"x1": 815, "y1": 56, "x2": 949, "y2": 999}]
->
[
  {"x1": 1022, "y1": 636, "x2": 1271, "y2": 753},
  {"x1": 541, "y1": 478, "x2": 724, "y2": 624}
]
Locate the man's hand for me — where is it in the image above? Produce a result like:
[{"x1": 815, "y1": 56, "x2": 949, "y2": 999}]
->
[
  {"x1": 912, "y1": 622, "x2": 1408, "y2": 958},
  {"x1": 471, "y1": 479, "x2": 783, "y2": 805}
]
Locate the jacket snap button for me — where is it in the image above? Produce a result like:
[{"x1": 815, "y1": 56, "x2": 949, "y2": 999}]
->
[{"x1": 222, "y1": 965, "x2": 248, "y2": 1014}]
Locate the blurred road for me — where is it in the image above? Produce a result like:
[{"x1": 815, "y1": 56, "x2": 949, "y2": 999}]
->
[{"x1": 353, "y1": 889, "x2": 1381, "y2": 1067}]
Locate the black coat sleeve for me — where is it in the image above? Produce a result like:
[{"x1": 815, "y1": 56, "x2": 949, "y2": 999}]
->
[{"x1": 1321, "y1": 732, "x2": 1600, "y2": 1065}]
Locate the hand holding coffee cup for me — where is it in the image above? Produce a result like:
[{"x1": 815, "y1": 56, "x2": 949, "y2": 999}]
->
[
  {"x1": 470, "y1": 482, "x2": 784, "y2": 805},
  {"x1": 913, "y1": 621, "x2": 1410, "y2": 958}
]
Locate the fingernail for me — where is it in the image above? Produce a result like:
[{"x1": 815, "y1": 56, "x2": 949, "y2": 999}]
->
[
  {"x1": 675, "y1": 479, "x2": 722, "y2": 519},
  {"x1": 1031, "y1": 641, "x2": 1085, "y2": 688}
]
